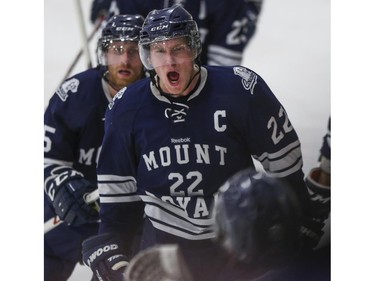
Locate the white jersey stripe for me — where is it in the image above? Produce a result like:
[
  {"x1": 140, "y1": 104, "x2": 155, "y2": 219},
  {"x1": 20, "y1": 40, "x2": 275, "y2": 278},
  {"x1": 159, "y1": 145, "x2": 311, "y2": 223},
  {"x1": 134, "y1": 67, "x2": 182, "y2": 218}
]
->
[
  {"x1": 208, "y1": 45, "x2": 242, "y2": 59},
  {"x1": 98, "y1": 181, "x2": 137, "y2": 195},
  {"x1": 266, "y1": 157, "x2": 303, "y2": 178},
  {"x1": 100, "y1": 194, "x2": 141, "y2": 203},
  {"x1": 44, "y1": 158, "x2": 73, "y2": 167},
  {"x1": 98, "y1": 174, "x2": 139, "y2": 203},
  {"x1": 98, "y1": 174, "x2": 136, "y2": 182},
  {"x1": 255, "y1": 146, "x2": 302, "y2": 172},
  {"x1": 144, "y1": 203, "x2": 212, "y2": 234},
  {"x1": 142, "y1": 194, "x2": 214, "y2": 227},
  {"x1": 254, "y1": 140, "x2": 300, "y2": 162},
  {"x1": 253, "y1": 141, "x2": 302, "y2": 175},
  {"x1": 207, "y1": 45, "x2": 243, "y2": 65},
  {"x1": 150, "y1": 220, "x2": 215, "y2": 241}
]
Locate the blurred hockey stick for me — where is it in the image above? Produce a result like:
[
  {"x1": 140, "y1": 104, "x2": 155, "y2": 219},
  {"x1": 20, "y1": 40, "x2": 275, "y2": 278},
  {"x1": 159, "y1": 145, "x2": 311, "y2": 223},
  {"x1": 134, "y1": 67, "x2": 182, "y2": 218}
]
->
[
  {"x1": 60, "y1": 17, "x2": 104, "y2": 85},
  {"x1": 75, "y1": 0, "x2": 93, "y2": 69},
  {"x1": 44, "y1": 189, "x2": 100, "y2": 234},
  {"x1": 124, "y1": 244, "x2": 194, "y2": 281}
]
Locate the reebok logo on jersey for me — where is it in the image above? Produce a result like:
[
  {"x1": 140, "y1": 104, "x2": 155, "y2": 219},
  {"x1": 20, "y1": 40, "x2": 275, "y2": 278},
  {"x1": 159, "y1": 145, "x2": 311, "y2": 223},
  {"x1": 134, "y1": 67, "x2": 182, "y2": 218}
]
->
[
  {"x1": 233, "y1": 66, "x2": 257, "y2": 95},
  {"x1": 171, "y1": 137, "x2": 191, "y2": 143},
  {"x1": 56, "y1": 78, "x2": 79, "y2": 101}
]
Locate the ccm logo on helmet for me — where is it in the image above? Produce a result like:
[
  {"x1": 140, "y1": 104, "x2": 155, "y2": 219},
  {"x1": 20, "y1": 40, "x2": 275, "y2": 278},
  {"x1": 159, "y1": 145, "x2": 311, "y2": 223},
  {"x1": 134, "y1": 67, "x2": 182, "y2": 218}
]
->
[
  {"x1": 151, "y1": 24, "x2": 168, "y2": 31},
  {"x1": 86, "y1": 244, "x2": 119, "y2": 266},
  {"x1": 116, "y1": 27, "x2": 134, "y2": 32}
]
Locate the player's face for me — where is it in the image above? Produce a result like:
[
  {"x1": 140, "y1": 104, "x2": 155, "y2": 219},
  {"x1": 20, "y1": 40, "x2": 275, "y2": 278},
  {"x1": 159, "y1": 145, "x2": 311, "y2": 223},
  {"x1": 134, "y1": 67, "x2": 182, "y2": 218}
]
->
[
  {"x1": 106, "y1": 41, "x2": 144, "y2": 93},
  {"x1": 150, "y1": 38, "x2": 198, "y2": 97}
]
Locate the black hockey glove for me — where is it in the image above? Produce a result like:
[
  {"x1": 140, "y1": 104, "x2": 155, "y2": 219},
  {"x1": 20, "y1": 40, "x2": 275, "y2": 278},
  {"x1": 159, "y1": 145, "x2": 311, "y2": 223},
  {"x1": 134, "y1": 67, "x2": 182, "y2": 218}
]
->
[
  {"x1": 90, "y1": 0, "x2": 112, "y2": 24},
  {"x1": 299, "y1": 215, "x2": 325, "y2": 251},
  {"x1": 50, "y1": 173, "x2": 99, "y2": 226},
  {"x1": 299, "y1": 165, "x2": 330, "y2": 251},
  {"x1": 82, "y1": 233, "x2": 129, "y2": 281},
  {"x1": 305, "y1": 167, "x2": 331, "y2": 221}
]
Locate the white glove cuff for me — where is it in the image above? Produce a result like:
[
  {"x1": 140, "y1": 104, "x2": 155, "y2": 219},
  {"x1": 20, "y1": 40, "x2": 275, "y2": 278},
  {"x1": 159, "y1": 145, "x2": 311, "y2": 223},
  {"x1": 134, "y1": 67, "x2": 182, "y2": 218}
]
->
[{"x1": 319, "y1": 156, "x2": 330, "y2": 174}]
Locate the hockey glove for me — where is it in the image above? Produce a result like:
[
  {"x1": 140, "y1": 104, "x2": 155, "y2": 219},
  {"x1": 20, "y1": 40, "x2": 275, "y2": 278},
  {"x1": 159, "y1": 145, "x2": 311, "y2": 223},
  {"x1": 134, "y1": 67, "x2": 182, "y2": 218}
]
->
[
  {"x1": 50, "y1": 173, "x2": 99, "y2": 226},
  {"x1": 299, "y1": 167, "x2": 331, "y2": 251},
  {"x1": 299, "y1": 215, "x2": 325, "y2": 251},
  {"x1": 82, "y1": 233, "x2": 129, "y2": 281},
  {"x1": 305, "y1": 167, "x2": 331, "y2": 221}
]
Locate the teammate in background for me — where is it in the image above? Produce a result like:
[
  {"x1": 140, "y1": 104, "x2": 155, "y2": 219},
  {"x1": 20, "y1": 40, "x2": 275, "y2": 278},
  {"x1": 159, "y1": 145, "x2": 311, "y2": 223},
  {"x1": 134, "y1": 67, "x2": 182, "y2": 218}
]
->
[
  {"x1": 306, "y1": 117, "x2": 331, "y2": 193},
  {"x1": 89, "y1": 0, "x2": 263, "y2": 66},
  {"x1": 305, "y1": 117, "x2": 330, "y2": 229},
  {"x1": 303, "y1": 117, "x2": 331, "y2": 249},
  {"x1": 301, "y1": 116, "x2": 331, "y2": 280},
  {"x1": 44, "y1": 14, "x2": 145, "y2": 281},
  {"x1": 81, "y1": 5, "x2": 321, "y2": 281}
]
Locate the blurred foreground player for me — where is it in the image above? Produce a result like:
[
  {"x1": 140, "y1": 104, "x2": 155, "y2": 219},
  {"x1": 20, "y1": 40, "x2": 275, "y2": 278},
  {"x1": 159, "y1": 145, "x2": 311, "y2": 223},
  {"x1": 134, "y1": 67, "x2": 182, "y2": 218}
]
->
[
  {"x1": 213, "y1": 168, "x2": 302, "y2": 280},
  {"x1": 123, "y1": 168, "x2": 329, "y2": 281},
  {"x1": 124, "y1": 168, "x2": 303, "y2": 281},
  {"x1": 44, "y1": 14, "x2": 145, "y2": 281}
]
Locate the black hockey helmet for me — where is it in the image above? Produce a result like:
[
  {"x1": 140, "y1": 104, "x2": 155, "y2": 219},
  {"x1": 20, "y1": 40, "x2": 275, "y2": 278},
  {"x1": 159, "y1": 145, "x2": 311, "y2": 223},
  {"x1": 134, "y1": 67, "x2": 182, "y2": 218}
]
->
[
  {"x1": 214, "y1": 168, "x2": 302, "y2": 265},
  {"x1": 97, "y1": 14, "x2": 144, "y2": 65},
  {"x1": 139, "y1": 5, "x2": 202, "y2": 70}
]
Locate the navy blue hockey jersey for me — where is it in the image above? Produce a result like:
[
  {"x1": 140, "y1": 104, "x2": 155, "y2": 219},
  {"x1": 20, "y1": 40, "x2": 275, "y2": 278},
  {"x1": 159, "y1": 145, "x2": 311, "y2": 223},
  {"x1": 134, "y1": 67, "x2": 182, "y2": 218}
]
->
[
  {"x1": 97, "y1": 65, "x2": 308, "y2": 249},
  {"x1": 44, "y1": 68, "x2": 111, "y2": 199},
  {"x1": 320, "y1": 117, "x2": 331, "y2": 160},
  {"x1": 111, "y1": 0, "x2": 262, "y2": 65}
]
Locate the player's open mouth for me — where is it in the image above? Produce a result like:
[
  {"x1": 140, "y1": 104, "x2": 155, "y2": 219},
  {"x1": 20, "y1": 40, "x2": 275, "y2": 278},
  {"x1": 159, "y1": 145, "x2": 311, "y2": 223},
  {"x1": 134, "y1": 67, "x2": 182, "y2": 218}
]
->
[
  {"x1": 167, "y1": 71, "x2": 179, "y2": 84},
  {"x1": 119, "y1": 69, "x2": 131, "y2": 76}
]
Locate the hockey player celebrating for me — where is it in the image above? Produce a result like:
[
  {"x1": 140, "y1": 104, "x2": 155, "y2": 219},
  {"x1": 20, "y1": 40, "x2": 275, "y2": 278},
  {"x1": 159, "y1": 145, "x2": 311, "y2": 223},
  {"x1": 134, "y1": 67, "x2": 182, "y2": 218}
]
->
[
  {"x1": 82, "y1": 5, "x2": 321, "y2": 281},
  {"x1": 89, "y1": 0, "x2": 263, "y2": 66},
  {"x1": 44, "y1": 14, "x2": 145, "y2": 281}
]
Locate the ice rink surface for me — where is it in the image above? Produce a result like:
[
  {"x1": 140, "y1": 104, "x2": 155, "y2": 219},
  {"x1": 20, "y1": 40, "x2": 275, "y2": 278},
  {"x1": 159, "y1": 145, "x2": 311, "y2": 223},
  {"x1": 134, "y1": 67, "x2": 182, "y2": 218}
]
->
[{"x1": 44, "y1": 0, "x2": 330, "y2": 280}]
